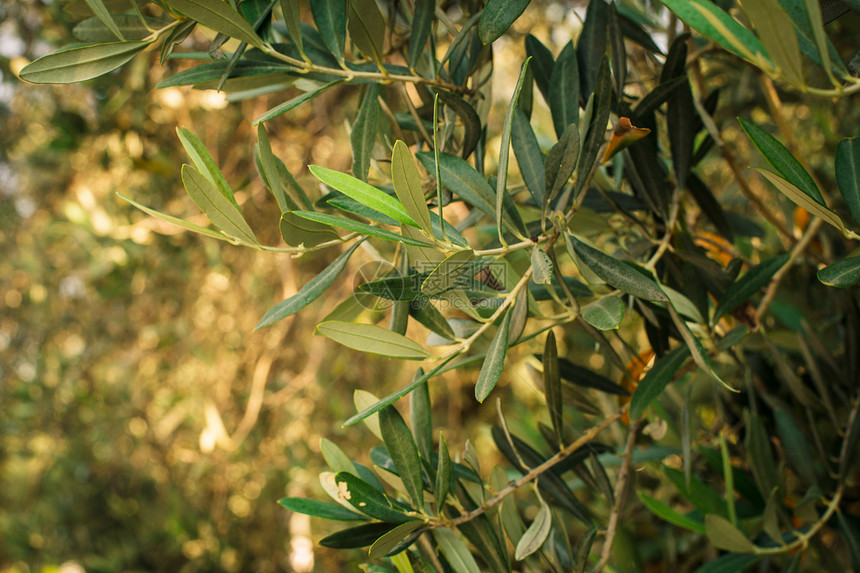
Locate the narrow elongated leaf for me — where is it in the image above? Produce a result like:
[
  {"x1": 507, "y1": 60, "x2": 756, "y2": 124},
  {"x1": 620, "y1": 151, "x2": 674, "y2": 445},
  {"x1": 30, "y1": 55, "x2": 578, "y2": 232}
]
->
[
  {"x1": 182, "y1": 165, "x2": 257, "y2": 245},
  {"x1": 630, "y1": 346, "x2": 690, "y2": 420},
  {"x1": 836, "y1": 137, "x2": 860, "y2": 228},
  {"x1": 608, "y1": 3, "x2": 626, "y2": 93},
  {"x1": 409, "y1": 0, "x2": 435, "y2": 70},
  {"x1": 416, "y1": 152, "x2": 527, "y2": 236},
  {"x1": 549, "y1": 42, "x2": 579, "y2": 138},
  {"x1": 696, "y1": 553, "x2": 761, "y2": 573},
  {"x1": 310, "y1": 165, "x2": 417, "y2": 226},
  {"x1": 639, "y1": 493, "x2": 706, "y2": 534},
  {"x1": 409, "y1": 375, "x2": 432, "y2": 466},
  {"x1": 435, "y1": 434, "x2": 451, "y2": 510},
  {"x1": 475, "y1": 309, "x2": 513, "y2": 403},
  {"x1": 665, "y1": 49, "x2": 695, "y2": 190},
  {"x1": 20, "y1": 41, "x2": 149, "y2": 84},
  {"x1": 818, "y1": 256, "x2": 860, "y2": 287},
  {"x1": 293, "y1": 211, "x2": 432, "y2": 246},
  {"x1": 525, "y1": 34, "x2": 555, "y2": 103},
  {"x1": 543, "y1": 331, "x2": 564, "y2": 449},
  {"x1": 570, "y1": 237, "x2": 668, "y2": 301},
  {"x1": 573, "y1": 57, "x2": 612, "y2": 200},
  {"x1": 83, "y1": 0, "x2": 125, "y2": 41},
  {"x1": 756, "y1": 169, "x2": 850, "y2": 236},
  {"x1": 744, "y1": 411, "x2": 779, "y2": 499},
  {"x1": 712, "y1": 253, "x2": 789, "y2": 324},
  {"x1": 775, "y1": 409, "x2": 818, "y2": 486},
  {"x1": 253, "y1": 80, "x2": 344, "y2": 125},
  {"x1": 577, "y1": 0, "x2": 608, "y2": 102},
  {"x1": 664, "y1": 465, "x2": 729, "y2": 519},
  {"x1": 317, "y1": 321, "x2": 431, "y2": 359},
  {"x1": 803, "y1": 0, "x2": 835, "y2": 84},
  {"x1": 279, "y1": 211, "x2": 340, "y2": 246},
  {"x1": 348, "y1": 0, "x2": 385, "y2": 64},
  {"x1": 278, "y1": 497, "x2": 368, "y2": 521},
  {"x1": 74, "y1": 14, "x2": 167, "y2": 42},
  {"x1": 369, "y1": 520, "x2": 426, "y2": 558},
  {"x1": 257, "y1": 125, "x2": 292, "y2": 212},
  {"x1": 311, "y1": 0, "x2": 346, "y2": 64},
  {"x1": 334, "y1": 471, "x2": 416, "y2": 522},
  {"x1": 742, "y1": 0, "x2": 804, "y2": 86},
  {"x1": 361, "y1": 273, "x2": 427, "y2": 301},
  {"x1": 118, "y1": 193, "x2": 228, "y2": 241},
  {"x1": 256, "y1": 241, "x2": 361, "y2": 329},
  {"x1": 511, "y1": 109, "x2": 546, "y2": 204},
  {"x1": 530, "y1": 247, "x2": 553, "y2": 285},
  {"x1": 515, "y1": 489, "x2": 552, "y2": 560},
  {"x1": 180, "y1": 126, "x2": 237, "y2": 208},
  {"x1": 545, "y1": 123, "x2": 579, "y2": 202},
  {"x1": 705, "y1": 514, "x2": 755, "y2": 553},
  {"x1": 537, "y1": 356, "x2": 629, "y2": 395},
  {"x1": 168, "y1": 0, "x2": 264, "y2": 48},
  {"x1": 351, "y1": 84, "x2": 379, "y2": 181},
  {"x1": 280, "y1": 0, "x2": 303, "y2": 57},
  {"x1": 496, "y1": 59, "x2": 531, "y2": 243},
  {"x1": 392, "y1": 140, "x2": 433, "y2": 233},
  {"x1": 422, "y1": 250, "x2": 474, "y2": 295},
  {"x1": 582, "y1": 295, "x2": 625, "y2": 330},
  {"x1": 157, "y1": 60, "x2": 295, "y2": 89},
  {"x1": 573, "y1": 527, "x2": 597, "y2": 573},
  {"x1": 660, "y1": 0, "x2": 769, "y2": 64},
  {"x1": 328, "y1": 195, "x2": 399, "y2": 225},
  {"x1": 380, "y1": 405, "x2": 426, "y2": 511},
  {"x1": 436, "y1": 91, "x2": 482, "y2": 160},
  {"x1": 432, "y1": 528, "x2": 481, "y2": 573},
  {"x1": 739, "y1": 118, "x2": 824, "y2": 205},
  {"x1": 478, "y1": 0, "x2": 530, "y2": 45},
  {"x1": 320, "y1": 522, "x2": 400, "y2": 548}
]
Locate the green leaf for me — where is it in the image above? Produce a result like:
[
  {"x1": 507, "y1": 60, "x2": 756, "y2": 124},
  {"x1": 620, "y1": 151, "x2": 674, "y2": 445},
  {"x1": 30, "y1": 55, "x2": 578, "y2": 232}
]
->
[
  {"x1": 511, "y1": 109, "x2": 546, "y2": 204},
  {"x1": 422, "y1": 250, "x2": 474, "y2": 295},
  {"x1": 739, "y1": 118, "x2": 824, "y2": 205},
  {"x1": 157, "y1": 60, "x2": 294, "y2": 89},
  {"x1": 380, "y1": 405, "x2": 426, "y2": 511},
  {"x1": 756, "y1": 168, "x2": 851, "y2": 236},
  {"x1": 820, "y1": 256, "x2": 860, "y2": 287},
  {"x1": 525, "y1": 33, "x2": 555, "y2": 103},
  {"x1": 347, "y1": 0, "x2": 385, "y2": 65},
  {"x1": 168, "y1": 0, "x2": 264, "y2": 48},
  {"x1": 279, "y1": 0, "x2": 304, "y2": 58},
  {"x1": 182, "y1": 165, "x2": 257, "y2": 245},
  {"x1": 570, "y1": 236, "x2": 668, "y2": 301},
  {"x1": 392, "y1": 140, "x2": 433, "y2": 234},
  {"x1": 478, "y1": 0, "x2": 531, "y2": 45},
  {"x1": 549, "y1": 42, "x2": 579, "y2": 138},
  {"x1": 334, "y1": 471, "x2": 416, "y2": 522},
  {"x1": 435, "y1": 434, "x2": 451, "y2": 510},
  {"x1": 327, "y1": 195, "x2": 399, "y2": 225},
  {"x1": 74, "y1": 14, "x2": 167, "y2": 43},
  {"x1": 638, "y1": 493, "x2": 706, "y2": 534},
  {"x1": 741, "y1": 0, "x2": 804, "y2": 86},
  {"x1": 311, "y1": 0, "x2": 346, "y2": 64},
  {"x1": 280, "y1": 211, "x2": 341, "y2": 246},
  {"x1": 530, "y1": 247, "x2": 553, "y2": 285},
  {"x1": 541, "y1": 356, "x2": 629, "y2": 395},
  {"x1": 319, "y1": 522, "x2": 400, "y2": 548},
  {"x1": 416, "y1": 152, "x2": 527, "y2": 237},
  {"x1": 695, "y1": 553, "x2": 761, "y2": 573},
  {"x1": 515, "y1": 489, "x2": 552, "y2": 560},
  {"x1": 435, "y1": 91, "x2": 482, "y2": 160},
  {"x1": 836, "y1": 137, "x2": 860, "y2": 228},
  {"x1": 409, "y1": 0, "x2": 435, "y2": 70},
  {"x1": 82, "y1": 0, "x2": 125, "y2": 41},
  {"x1": 278, "y1": 497, "x2": 368, "y2": 521},
  {"x1": 576, "y1": 0, "x2": 608, "y2": 102},
  {"x1": 369, "y1": 520, "x2": 426, "y2": 558},
  {"x1": 661, "y1": 0, "x2": 770, "y2": 64},
  {"x1": 411, "y1": 300, "x2": 458, "y2": 342},
  {"x1": 543, "y1": 331, "x2": 564, "y2": 449},
  {"x1": 664, "y1": 466, "x2": 729, "y2": 519},
  {"x1": 573, "y1": 527, "x2": 597, "y2": 573},
  {"x1": 774, "y1": 408, "x2": 818, "y2": 486},
  {"x1": 744, "y1": 411, "x2": 779, "y2": 499},
  {"x1": 354, "y1": 390, "x2": 383, "y2": 439},
  {"x1": 475, "y1": 309, "x2": 513, "y2": 403},
  {"x1": 705, "y1": 514, "x2": 755, "y2": 553},
  {"x1": 254, "y1": 79, "x2": 344, "y2": 125},
  {"x1": 321, "y1": 437, "x2": 357, "y2": 475},
  {"x1": 803, "y1": 0, "x2": 835, "y2": 85},
  {"x1": 317, "y1": 321, "x2": 431, "y2": 359},
  {"x1": 256, "y1": 126, "x2": 294, "y2": 212},
  {"x1": 496, "y1": 58, "x2": 531, "y2": 243},
  {"x1": 582, "y1": 295, "x2": 625, "y2": 330},
  {"x1": 432, "y1": 528, "x2": 481, "y2": 573},
  {"x1": 545, "y1": 123, "x2": 580, "y2": 203},
  {"x1": 665, "y1": 65, "x2": 696, "y2": 190},
  {"x1": 178, "y1": 126, "x2": 238, "y2": 208},
  {"x1": 608, "y1": 3, "x2": 626, "y2": 94},
  {"x1": 712, "y1": 253, "x2": 789, "y2": 324},
  {"x1": 351, "y1": 84, "x2": 380, "y2": 182},
  {"x1": 19, "y1": 41, "x2": 149, "y2": 84},
  {"x1": 360, "y1": 273, "x2": 427, "y2": 301},
  {"x1": 310, "y1": 165, "x2": 417, "y2": 227},
  {"x1": 256, "y1": 241, "x2": 361, "y2": 329},
  {"x1": 292, "y1": 211, "x2": 432, "y2": 246},
  {"x1": 117, "y1": 193, "x2": 229, "y2": 242},
  {"x1": 629, "y1": 346, "x2": 690, "y2": 420},
  {"x1": 409, "y1": 374, "x2": 433, "y2": 466},
  {"x1": 572, "y1": 57, "x2": 612, "y2": 201}
]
